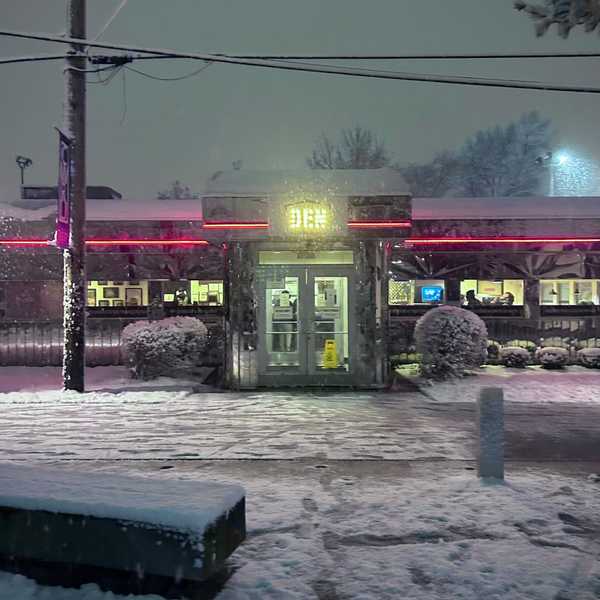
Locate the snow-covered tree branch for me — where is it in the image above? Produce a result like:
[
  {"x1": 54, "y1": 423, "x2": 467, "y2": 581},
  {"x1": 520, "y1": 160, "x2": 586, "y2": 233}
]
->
[{"x1": 515, "y1": 0, "x2": 600, "y2": 37}]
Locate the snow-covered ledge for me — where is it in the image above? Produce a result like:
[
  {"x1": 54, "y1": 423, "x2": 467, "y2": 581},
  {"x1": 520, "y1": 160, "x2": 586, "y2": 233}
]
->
[{"x1": 0, "y1": 463, "x2": 245, "y2": 583}]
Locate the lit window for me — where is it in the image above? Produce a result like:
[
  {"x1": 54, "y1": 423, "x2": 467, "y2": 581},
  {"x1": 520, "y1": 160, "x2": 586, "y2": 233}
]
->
[
  {"x1": 460, "y1": 280, "x2": 524, "y2": 307},
  {"x1": 190, "y1": 280, "x2": 224, "y2": 305},
  {"x1": 389, "y1": 280, "x2": 445, "y2": 305},
  {"x1": 540, "y1": 279, "x2": 599, "y2": 306},
  {"x1": 86, "y1": 280, "x2": 225, "y2": 307},
  {"x1": 87, "y1": 280, "x2": 148, "y2": 307}
]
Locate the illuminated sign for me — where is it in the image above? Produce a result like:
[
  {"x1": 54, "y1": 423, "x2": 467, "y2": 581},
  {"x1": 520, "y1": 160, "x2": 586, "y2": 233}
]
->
[{"x1": 287, "y1": 202, "x2": 331, "y2": 233}]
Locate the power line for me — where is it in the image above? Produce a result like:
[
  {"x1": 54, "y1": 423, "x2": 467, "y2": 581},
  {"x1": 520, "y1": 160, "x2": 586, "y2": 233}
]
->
[
  {"x1": 0, "y1": 54, "x2": 73, "y2": 65},
  {"x1": 67, "y1": 64, "x2": 120, "y2": 74},
  {"x1": 2, "y1": 29, "x2": 600, "y2": 93},
  {"x1": 120, "y1": 67, "x2": 127, "y2": 123},
  {"x1": 125, "y1": 60, "x2": 212, "y2": 81},
  {"x1": 87, "y1": 64, "x2": 123, "y2": 85},
  {"x1": 213, "y1": 51, "x2": 600, "y2": 60},
  {"x1": 94, "y1": 0, "x2": 128, "y2": 41}
]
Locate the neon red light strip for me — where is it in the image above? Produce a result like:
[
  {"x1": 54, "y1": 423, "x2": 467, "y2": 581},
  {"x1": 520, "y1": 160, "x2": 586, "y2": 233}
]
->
[
  {"x1": 203, "y1": 222, "x2": 269, "y2": 229},
  {"x1": 86, "y1": 239, "x2": 209, "y2": 246},
  {"x1": 0, "y1": 239, "x2": 209, "y2": 247},
  {"x1": 348, "y1": 221, "x2": 411, "y2": 228},
  {"x1": 4, "y1": 236, "x2": 600, "y2": 247},
  {"x1": 0, "y1": 240, "x2": 49, "y2": 246},
  {"x1": 406, "y1": 237, "x2": 600, "y2": 244}
]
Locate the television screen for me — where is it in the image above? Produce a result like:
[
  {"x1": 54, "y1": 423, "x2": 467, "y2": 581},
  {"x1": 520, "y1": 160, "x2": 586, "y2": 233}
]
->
[{"x1": 421, "y1": 286, "x2": 443, "y2": 303}]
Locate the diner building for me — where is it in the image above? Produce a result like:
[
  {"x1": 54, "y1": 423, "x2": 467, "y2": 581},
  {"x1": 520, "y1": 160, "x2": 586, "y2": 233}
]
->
[{"x1": 1, "y1": 168, "x2": 600, "y2": 387}]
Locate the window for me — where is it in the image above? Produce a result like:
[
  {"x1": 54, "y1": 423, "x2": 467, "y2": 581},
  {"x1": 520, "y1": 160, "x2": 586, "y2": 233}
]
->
[
  {"x1": 460, "y1": 279, "x2": 524, "y2": 306},
  {"x1": 189, "y1": 280, "x2": 224, "y2": 305},
  {"x1": 540, "y1": 279, "x2": 599, "y2": 306},
  {"x1": 87, "y1": 279, "x2": 224, "y2": 307},
  {"x1": 87, "y1": 280, "x2": 149, "y2": 307},
  {"x1": 389, "y1": 279, "x2": 445, "y2": 305}
]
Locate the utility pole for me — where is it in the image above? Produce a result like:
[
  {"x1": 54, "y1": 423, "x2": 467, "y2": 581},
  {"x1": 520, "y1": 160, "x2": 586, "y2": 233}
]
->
[{"x1": 63, "y1": 0, "x2": 86, "y2": 391}]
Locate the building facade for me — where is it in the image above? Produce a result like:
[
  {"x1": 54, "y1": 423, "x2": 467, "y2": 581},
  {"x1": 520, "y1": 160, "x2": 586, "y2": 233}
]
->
[{"x1": 1, "y1": 171, "x2": 600, "y2": 386}]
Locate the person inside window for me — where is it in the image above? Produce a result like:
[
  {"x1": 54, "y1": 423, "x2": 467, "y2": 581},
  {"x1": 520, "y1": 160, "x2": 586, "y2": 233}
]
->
[
  {"x1": 491, "y1": 291, "x2": 514, "y2": 306},
  {"x1": 499, "y1": 291, "x2": 515, "y2": 306},
  {"x1": 272, "y1": 290, "x2": 297, "y2": 352},
  {"x1": 174, "y1": 288, "x2": 188, "y2": 306},
  {"x1": 465, "y1": 290, "x2": 482, "y2": 307}
]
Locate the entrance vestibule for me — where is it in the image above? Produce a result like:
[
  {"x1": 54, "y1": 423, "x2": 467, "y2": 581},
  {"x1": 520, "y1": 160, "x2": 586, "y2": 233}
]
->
[{"x1": 256, "y1": 251, "x2": 354, "y2": 386}]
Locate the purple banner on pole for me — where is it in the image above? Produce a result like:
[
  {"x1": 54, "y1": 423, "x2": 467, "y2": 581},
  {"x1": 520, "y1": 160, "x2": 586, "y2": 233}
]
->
[{"x1": 56, "y1": 130, "x2": 72, "y2": 249}]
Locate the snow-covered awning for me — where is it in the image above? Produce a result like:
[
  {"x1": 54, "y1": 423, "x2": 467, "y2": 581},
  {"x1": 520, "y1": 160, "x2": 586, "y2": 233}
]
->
[
  {"x1": 204, "y1": 167, "x2": 411, "y2": 197},
  {"x1": 413, "y1": 196, "x2": 600, "y2": 220},
  {"x1": 0, "y1": 199, "x2": 203, "y2": 222}
]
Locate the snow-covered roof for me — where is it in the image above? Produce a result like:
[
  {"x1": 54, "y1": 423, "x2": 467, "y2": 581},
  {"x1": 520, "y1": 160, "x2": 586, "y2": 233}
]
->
[
  {"x1": 0, "y1": 199, "x2": 202, "y2": 222},
  {"x1": 204, "y1": 168, "x2": 410, "y2": 197},
  {"x1": 87, "y1": 199, "x2": 202, "y2": 221},
  {"x1": 4, "y1": 194, "x2": 600, "y2": 224},
  {"x1": 0, "y1": 203, "x2": 54, "y2": 220},
  {"x1": 413, "y1": 196, "x2": 600, "y2": 220}
]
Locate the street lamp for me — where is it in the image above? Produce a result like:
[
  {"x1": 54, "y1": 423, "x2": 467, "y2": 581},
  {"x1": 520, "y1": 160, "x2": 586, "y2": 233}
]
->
[
  {"x1": 536, "y1": 151, "x2": 571, "y2": 196},
  {"x1": 15, "y1": 155, "x2": 33, "y2": 185}
]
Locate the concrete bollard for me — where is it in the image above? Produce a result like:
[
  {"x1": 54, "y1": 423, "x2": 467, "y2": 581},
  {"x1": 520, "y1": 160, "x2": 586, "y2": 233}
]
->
[{"x1": 477, "y1": 387, "x2": 504, "y2": 480}]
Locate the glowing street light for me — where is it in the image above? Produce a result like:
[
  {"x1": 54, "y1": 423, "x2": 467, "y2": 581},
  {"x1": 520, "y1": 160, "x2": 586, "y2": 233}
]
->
[{"x1": 536, "y1": 150, "x2": 581, "y2": 196}]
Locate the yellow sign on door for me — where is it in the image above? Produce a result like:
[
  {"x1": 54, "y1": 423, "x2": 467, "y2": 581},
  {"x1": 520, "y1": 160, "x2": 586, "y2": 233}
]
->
[{"x1": 323, "y1": 339, "x2": 338, "y2": 369}]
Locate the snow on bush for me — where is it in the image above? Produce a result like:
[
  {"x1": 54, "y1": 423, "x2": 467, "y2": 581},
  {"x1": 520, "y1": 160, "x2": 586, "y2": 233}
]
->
[
  {"x1": 505, "y1": 339, "x2": 537, "y2": 355},
  {"x1": 121, "y1": 317, "x2": 208, "y2": 380},
  {"x1": 536, "y1": 346, "x2": 569, "y2": 369},
  {"x1": 415, "y1": 306, "x2": 487, "y2": 380},
  {"x1": 578, "y1": 347, "x2": 600, "y2": 369},
  {"x1": 499, "y1": 346, "x2": 530, "y2": 368}
]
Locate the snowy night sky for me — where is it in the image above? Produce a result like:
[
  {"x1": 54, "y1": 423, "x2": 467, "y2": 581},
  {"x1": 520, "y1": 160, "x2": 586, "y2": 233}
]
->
[{"x1": 1, "y1": 0, "x2": 600, "y2": 198}]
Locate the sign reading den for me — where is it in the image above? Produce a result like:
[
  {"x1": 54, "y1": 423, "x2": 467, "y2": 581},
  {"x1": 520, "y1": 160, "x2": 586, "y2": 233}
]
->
[
  {"x1": 282, "y1": 198, "x2": 345, "y2": 238},
  {"x1": 288, "y1": 201, "x2": 330, "y2": 233}
]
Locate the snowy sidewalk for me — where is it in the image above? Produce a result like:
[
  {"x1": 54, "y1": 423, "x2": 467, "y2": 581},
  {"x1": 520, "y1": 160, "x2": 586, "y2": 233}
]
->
[
  {"x1": 0, "y1": 386, "x2": 471, "y2": 461},
  {"x1": 1, "y1": 365, "x2": 600, "y2": 461}
]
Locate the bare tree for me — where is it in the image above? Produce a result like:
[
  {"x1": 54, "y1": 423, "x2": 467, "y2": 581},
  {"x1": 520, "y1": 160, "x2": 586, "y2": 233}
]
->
[
  {"x1": 307, "y1": 126, "x2": 390, "y2": 169},
  {"x1": 515, "y1": 0, "x2": 600, "y2": 36},
  {"x1": 157, "y1": 180, "x2": 199, "y2": 200}
]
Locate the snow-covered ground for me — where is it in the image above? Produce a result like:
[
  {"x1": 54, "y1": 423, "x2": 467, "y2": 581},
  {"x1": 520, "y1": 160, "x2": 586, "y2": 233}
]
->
[
  {"x1": 1, "y1": 366, "x2": 600, "y2": 462},
  {"x1": 1, "y1": 366, "x2": 600, "y2": 598},
  {"x1": 397, "y1": 363, "x2": 600, "y2": 404},
  {"x1": 0, "y1": 385, "x2": 469, "y2": 460},
  {"x1": 1, "y1": 461, "x2": 599, "y2": 599},
  {"x1": 0, "y1": 366, "x2": 207, "y2": 393}
]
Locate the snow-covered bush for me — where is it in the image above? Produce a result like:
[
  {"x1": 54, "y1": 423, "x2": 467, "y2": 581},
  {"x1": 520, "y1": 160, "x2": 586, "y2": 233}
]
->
[
  {"x1": 578, "y1": 347, "x2": 600, "y2": 369},
  {"x1": 535, "y1": 346, "x2": 569, "y2": 369},
  {"x1": 121, "y1": 316, "x2": 209, "y2": 380},
  {"x1": 415, "y1": 306, "x2": 487, "y2": 380},
  {"x1": 499, "y1": 346, "x2": 530, "y2": 368},
  {"x1": 505, "y1": 339, "x2": 537, "y2": 355}
]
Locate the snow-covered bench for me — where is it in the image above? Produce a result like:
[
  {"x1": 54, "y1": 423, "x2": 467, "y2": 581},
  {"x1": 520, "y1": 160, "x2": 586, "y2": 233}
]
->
[{"x1": 0, "y1": 464, "x2": 245, "y2": 586}]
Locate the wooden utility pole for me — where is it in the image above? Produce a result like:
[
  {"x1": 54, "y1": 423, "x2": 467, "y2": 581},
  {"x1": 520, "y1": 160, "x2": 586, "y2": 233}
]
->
[{"x1": 63, "y1": 0, "x2": 86, "y2": 391}]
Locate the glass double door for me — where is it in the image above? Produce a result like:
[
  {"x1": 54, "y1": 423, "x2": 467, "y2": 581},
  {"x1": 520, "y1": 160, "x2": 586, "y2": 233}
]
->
[{"x1": 258, "y1": 266, "x2": 354, "y2": 385}]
